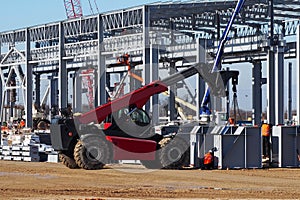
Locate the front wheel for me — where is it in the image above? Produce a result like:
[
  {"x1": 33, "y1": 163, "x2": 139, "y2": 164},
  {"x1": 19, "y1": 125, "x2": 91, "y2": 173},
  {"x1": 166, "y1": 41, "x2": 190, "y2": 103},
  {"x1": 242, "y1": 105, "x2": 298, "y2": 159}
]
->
[
  {"x1": 74, "y1": 135, "x2": 111, "y2": 170},
  {"x1": 159, "y1": 137, "x2": 190, "y2": 169}
]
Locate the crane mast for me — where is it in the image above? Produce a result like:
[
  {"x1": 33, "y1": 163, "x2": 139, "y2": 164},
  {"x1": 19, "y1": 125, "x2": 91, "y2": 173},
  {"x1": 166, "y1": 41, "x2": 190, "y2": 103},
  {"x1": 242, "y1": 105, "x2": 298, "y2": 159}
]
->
[{"x1": 63, "y1": 0, "x2": 83, "y2": 19}]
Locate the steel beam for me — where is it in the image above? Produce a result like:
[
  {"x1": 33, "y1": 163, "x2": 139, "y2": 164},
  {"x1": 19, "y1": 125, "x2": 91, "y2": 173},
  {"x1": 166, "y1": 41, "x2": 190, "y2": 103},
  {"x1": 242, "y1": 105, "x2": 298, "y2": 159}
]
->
[
  {"x1": 35, "y1": 74, "x2": 41, "y2": 105},
  {"x1": 287, "y1": 62, "x2": 292, "y2": 121},
  {"x1": 58, "y1": 22, "x2": 68, "y2": 110},
  {"x1": 267, "y1": 47, "x2": 275, "y2": 125},
  {"x1": 25, "y1": 29, "x2": 33, "y2": 128},
  {"x1": 143, "y1": 5, "x2": 151, "y2": 112},
  {"x1": 196, "y1": 38, "x2": 207, "y2": 120},
  {"x1": 252, "y1": 60, "x2": 262, "y2": 125},
  {"x1": 274, "y1": 42, "x2": 285, "y2": 125},
  {"x1": 97, "y1": 14, "x2": 106, "y2": 106},
  {"x1": 150, "y1": 44, "x2": 159, "y2": 125},
  {"x1": 297, "y1": 26, "x2": 300, "y2": 125},
  {"x1": 73, "y1": 72, "x2": 82, "y2": 112}
]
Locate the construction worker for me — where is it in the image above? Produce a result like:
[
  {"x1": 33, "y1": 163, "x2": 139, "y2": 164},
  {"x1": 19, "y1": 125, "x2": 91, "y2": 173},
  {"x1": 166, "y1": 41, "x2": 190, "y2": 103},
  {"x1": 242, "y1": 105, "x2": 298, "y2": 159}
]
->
[
  {"x1": 203, "y1": 150, "x2": 214, "y2": 169},
  {"x1": 261, "y1": 119, "x2": 271, "y2": 160},
  {"x1": 19, "y1": 119, "x2": 25, "y2": 128},
  {"x1": 229, "y1": 117, "x2": 235, "y2": 126}
]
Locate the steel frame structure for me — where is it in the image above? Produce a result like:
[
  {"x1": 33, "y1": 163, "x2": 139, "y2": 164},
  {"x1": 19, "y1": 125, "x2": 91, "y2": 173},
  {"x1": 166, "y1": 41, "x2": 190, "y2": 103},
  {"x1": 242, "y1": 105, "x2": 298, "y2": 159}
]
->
[{"x1": 1, "y1": 0, "x2": 300, "y2": 127}]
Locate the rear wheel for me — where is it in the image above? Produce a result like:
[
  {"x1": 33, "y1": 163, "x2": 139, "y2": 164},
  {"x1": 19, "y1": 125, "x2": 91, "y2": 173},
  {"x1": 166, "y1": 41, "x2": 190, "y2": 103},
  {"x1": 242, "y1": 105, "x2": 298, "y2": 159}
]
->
[
  {"x1": 74, "y1": 135, "x2": 111, "y2": 170},
  {"x1": 59, "y1": 153, "x2": 78, "y2": 169},
  {"x1": 159, "y1": 137, "x2": 190, "y2": 169}
]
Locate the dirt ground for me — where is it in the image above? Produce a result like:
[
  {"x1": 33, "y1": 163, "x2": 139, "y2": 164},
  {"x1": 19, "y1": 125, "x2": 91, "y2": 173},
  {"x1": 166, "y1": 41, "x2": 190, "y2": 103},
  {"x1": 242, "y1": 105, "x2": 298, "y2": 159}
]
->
[{"x1": 0, "y1": 161, "x2": 300, "y2": 200}]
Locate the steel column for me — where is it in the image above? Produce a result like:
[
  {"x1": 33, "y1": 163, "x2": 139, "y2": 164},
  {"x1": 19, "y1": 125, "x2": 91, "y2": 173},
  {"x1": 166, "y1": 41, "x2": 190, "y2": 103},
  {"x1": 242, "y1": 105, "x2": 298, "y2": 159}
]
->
[
  {"x1": 35, "y1": 74, "x2": 41, "y2": 105},
  {"x1": 252, "y1": 61, "x2": 262, "y2": 125},
  {"x1": 97, "y1": 14, "x2": 106, "y2": 106},
  {"x1": 25, "y1": 29, "x2": 33, "y2": 127},
  {"x1": 196, "y1": 38, "x2": 207, "y2": 120},
  {"x1": 58, "y1": 22, "x2": 68, "y2": 109},
  {"x1": 150, "y1": 44, "x2": 159, "y2": 125},
  {"x1": 73, "y1": 73, "x2": 82, "y2": 112},
  {"x1": 287, "y1": 62, "x2": 292, "y2": 121},
  {"x1": 274, "y1": 44, "x2": 285, "y2": 125},
  {"x1": 267, "y1": 48, "x2": 275, "y2": 125},
  {"x1": 143, "y1": 6, "x2": 151, "y2": 112},
  {"x1": 169, "y1": 61, "x2": 177, "y2": 121},
  {"x1": 50, "y1": 74, "x2": 58, "y2": 115},
  {"x1": 297, "y1": 26, "x2": 300, "y2": 125}
]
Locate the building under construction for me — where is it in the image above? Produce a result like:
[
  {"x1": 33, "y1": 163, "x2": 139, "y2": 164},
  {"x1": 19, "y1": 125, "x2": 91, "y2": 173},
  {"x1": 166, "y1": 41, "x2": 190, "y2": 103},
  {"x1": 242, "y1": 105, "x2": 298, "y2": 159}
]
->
[{"x1": 1, "y1": 0, "x2": 300, "y2": 168}]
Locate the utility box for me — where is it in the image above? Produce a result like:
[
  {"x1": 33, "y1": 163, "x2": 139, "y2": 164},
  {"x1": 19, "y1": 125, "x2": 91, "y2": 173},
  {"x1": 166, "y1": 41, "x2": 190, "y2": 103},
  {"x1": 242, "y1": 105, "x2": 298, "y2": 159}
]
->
[
  {"x1": 213, "y1": 126, "x2": 261, "y2": 169},
  {"x1": 272, "y1": 126, "x2": 300, "y2": 167}
]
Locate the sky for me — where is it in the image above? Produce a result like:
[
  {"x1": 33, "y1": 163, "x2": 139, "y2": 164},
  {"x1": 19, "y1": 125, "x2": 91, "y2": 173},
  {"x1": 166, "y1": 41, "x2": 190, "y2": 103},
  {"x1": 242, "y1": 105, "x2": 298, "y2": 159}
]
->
[{"x1": 0, "y1": 0, "x2": 162, "y2": 31}]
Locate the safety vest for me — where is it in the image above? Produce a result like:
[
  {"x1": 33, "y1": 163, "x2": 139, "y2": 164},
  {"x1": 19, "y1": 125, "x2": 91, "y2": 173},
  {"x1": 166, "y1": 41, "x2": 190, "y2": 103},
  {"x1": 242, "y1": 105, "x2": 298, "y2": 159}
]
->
[
  {"x1": 204, "y1": 152, "x2": 213, "y2": 165},
  {"x1": 261, "y1": 124, "x2": 270, "y2": 137}
]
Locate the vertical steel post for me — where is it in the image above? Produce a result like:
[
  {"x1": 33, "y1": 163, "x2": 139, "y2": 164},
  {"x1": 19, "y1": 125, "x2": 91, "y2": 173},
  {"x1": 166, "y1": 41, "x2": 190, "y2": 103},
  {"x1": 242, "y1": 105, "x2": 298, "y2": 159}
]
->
[
  {"x1": 252, "y1": 61, "x2": 263, "y2": 125},
  {"x1": 143, "y1": 6, "x2": 151, "y2": 112},
  {"x1": 287, "y1": 62, "x2": 292, "y2": 121},
  {"x1": 58, "y1": 22, "x2": 68, "y2": 109},
  {"x1": 25, "y1": 29, "x2": 33, "y2": 128},
  {"x1": 196, "y1": 38, "x2": 207, "y2": 120},
  {"x1": 74, "y1": 73, "x2": 82, "y2": 112},
  {"x1": 97, "y1": 14, "x2": 106, "y2": 106},
  {"x1": 275, "y1": 43, "x2": 285, "y2": 125},
  {"x1": 150, "y1": 44, "x2": 159, "y2": 125},
  {"x1": 296, "y1": 26, "x2": 300, "y2": 125},
  {"x1": 35, "y1": 74, "x2": 41, "y2": 105},
  {"x1": 169, "y1": 61, "x2": 177, "y2": 121},
  {"x1": 267, "y1": 0, "x2": 275, "y2": 125}
]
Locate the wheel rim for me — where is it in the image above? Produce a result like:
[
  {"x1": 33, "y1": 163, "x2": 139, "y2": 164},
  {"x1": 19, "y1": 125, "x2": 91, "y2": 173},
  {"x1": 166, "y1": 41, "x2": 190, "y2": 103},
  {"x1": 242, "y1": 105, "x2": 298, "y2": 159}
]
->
[
  {"x1": 167, "y1": 146, "x2": 182, "y2": 162},
  {"x1": 85, "y1": 146, "x2": 103, "y2": 162}
]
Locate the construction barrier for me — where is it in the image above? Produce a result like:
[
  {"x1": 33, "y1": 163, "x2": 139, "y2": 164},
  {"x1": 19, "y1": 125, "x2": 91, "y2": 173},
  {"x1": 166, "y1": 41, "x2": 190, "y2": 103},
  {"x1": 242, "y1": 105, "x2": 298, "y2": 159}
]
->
[{"x1": 272, "y1": 126, "x2": 300, "y2": 168}]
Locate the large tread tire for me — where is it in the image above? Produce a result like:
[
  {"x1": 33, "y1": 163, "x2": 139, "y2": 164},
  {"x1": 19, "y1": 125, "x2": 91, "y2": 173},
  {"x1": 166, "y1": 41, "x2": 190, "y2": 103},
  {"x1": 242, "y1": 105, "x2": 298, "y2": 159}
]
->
[
  {"x1": 59, "y1": 153, "x2": 79, "y2": 169},
  {"x1": 74, "y1": 136, "x2": 111, "y2": 170},
  {"x1": 140, "y1": 158, "x2": 162, "y2": 169},
  {"x1": 159, "y1": 137, "x2": 190, "y2": 169}
]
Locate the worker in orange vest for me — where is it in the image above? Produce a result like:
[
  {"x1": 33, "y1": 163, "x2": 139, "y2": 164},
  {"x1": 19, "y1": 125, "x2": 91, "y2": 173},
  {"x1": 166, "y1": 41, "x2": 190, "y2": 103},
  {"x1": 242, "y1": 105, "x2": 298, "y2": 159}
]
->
[
  {"x1": 261, "y1": 119, "x2": 271, "y2": 160},
  {"x1": 203, "y1": 150, "x2": 214, "y2": 169}
]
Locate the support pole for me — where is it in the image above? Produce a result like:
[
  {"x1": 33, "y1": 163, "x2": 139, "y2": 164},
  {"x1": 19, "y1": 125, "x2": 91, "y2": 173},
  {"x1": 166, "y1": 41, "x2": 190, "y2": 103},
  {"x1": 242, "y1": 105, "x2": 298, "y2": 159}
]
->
[
  {"x1": 169, "y1": 61, "x2": 177, "y2": 121},
  {"x1": 35, "y1": 74, "x2": 41, "y2": 105},
  {"x1": 196, "y1": 38, "x2": 207, "y2": 120},
  {"x1": 275, "y1": 43, "x2": 285, "y2": 125},
  {"x1": 74, "y1": 72, "x2": 82, "y2": 112},
  {"x1": 296, "y1": 26, "x2": 300, "y2": 125},
  {"x1": 287, "y1": 62, "x2": 292, "y2": 122},
  {"x1": 58, "y1": 22, "x2": 68, "y2": 109},
  {"x1": 143, "y1": 5, "x2": 151, "y2": 112},
  {"x1": 150, "y1": 44, "x2": 160, "y2": 125},
  {"x1": 252, "y1": 61, "x2": 262, "y2": 125},
  {"x1": 25, "y1": 29, "x2": 33, "y2": 128},
  {"x1": 97, "y1": 14, "x2": 106, "y2": 106}
]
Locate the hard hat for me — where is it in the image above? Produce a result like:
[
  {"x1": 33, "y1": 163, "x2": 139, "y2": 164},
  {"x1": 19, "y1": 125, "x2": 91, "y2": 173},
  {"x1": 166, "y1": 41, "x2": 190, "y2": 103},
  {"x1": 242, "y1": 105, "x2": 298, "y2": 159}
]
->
[
  {"x1": 209, "y1": 150, "x2": 212, "y2": 153},
  {"x1": 263, "y1": 119, "x2": 268, "y2": 123}
]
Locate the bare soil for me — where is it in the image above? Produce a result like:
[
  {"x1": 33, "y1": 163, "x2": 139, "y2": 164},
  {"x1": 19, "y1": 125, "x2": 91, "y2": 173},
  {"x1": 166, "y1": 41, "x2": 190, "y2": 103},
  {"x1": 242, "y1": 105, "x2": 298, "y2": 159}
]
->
[{"x1": 0, "y1": 160, "x2": 300, "y2": 199}]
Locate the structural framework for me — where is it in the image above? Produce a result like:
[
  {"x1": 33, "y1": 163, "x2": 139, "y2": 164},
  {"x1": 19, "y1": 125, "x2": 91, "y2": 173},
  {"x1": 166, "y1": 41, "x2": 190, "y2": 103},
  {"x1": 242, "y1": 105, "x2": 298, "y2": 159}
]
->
[{"x1": 1, "y1": 0, "x2": 300, "y2": 127}]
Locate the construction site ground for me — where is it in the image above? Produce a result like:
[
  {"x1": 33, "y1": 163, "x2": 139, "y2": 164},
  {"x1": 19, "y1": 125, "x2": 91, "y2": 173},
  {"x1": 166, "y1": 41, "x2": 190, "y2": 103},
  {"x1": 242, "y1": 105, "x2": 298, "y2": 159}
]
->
[{"x1": 1, "y1": 160, "x2": 300, "y2": 200}]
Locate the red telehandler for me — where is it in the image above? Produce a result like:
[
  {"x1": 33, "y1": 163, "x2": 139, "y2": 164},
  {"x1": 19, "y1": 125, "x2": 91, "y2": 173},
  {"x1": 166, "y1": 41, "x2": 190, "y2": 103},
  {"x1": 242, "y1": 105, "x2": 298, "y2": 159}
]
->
[{"x1": 50, "y1": 62, "x2": 238, "y2": 169}]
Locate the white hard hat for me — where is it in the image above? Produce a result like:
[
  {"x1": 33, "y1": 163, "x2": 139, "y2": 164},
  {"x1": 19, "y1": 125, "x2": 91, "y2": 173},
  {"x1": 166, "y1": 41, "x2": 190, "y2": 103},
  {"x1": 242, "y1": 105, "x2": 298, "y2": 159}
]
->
[
  {"x1": 263, "y1": 119, "x2": 268, "y2": 123},
  {"x1": 209, "y1": 150, "x2": 212, "y2": 153}
]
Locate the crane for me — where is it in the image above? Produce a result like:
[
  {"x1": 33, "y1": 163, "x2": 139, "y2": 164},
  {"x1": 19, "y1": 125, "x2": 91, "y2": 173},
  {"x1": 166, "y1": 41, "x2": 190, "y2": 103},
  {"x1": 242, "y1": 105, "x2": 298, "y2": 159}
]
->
[
  {"x1": 63, "y1": 0, "x2": 83, "y2": 19},
  {"x1": 63, "y1": 0, "x2": 99, "y2": 19}
]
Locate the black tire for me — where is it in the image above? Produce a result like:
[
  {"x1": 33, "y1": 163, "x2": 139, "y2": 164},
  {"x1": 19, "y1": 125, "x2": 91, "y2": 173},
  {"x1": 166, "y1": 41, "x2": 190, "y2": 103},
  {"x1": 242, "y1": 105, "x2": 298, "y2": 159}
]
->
[
  {"x1": 74, "y1": 135, "x2": 111, "y2": 170},
  {"x1": 59, "y1": 153, "x2": 79, "y2": 169},
  {"x1": 140, "y1": 158, "x2": 162, "y2": 169},
  {"x1": 159, "y1": 137, "x2": 190, "y2": 169}
]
